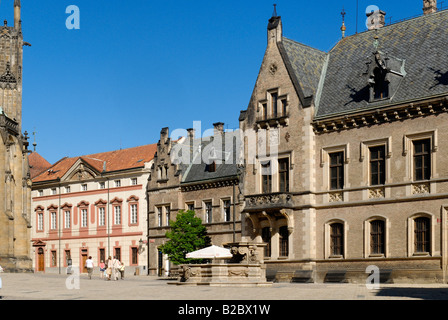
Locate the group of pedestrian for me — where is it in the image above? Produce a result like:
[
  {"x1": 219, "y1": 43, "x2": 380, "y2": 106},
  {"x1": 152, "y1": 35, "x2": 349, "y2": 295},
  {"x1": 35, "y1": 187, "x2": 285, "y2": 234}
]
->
[{"x1": 85, "y1": 256, "x2": 125, "y2": 280}]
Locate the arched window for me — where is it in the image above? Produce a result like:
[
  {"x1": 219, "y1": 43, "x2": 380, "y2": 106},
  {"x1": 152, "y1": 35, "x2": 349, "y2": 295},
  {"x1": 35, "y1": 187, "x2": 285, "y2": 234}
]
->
[
  {"x1": 414, "y1": 217, "x2": 430, "y2": 253},
  {"x1": 370, "y1": 220, "x2": 385, "y2": 255},
  {"x1": 330, "y1": 223, "x2": 344, "y2": 257}
]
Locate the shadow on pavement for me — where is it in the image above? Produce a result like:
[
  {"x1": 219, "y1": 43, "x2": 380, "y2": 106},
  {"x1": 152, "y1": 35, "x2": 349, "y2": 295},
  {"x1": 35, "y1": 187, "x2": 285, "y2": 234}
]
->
[{"x1": 375, "y1": 287, "x2": 448, "y2": 300}]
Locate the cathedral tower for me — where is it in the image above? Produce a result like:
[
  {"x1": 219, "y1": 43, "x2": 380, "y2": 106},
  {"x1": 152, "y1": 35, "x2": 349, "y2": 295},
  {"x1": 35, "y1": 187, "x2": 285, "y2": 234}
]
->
[{"x1": 0, "y1": 0, "x2": 32, "y2": 272}]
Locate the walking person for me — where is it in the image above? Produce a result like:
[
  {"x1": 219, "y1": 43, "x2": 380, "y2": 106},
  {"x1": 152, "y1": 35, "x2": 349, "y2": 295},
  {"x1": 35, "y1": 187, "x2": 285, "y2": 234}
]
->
[
  {"x1": 106, "y1": 256, "x2": 112, "y2": 281},
  {"x1": 112, "y1": 256, "x2": 120, "y2": 281},
  {"x1": 85, "y1": 256, "x2": 94, "y2": 280},
  {"x1": 119, "y1": 261, "x2": 125, "y2": 280},
  {"x1": 99, "y1": 260, "x2": 106, "y2": 279}
]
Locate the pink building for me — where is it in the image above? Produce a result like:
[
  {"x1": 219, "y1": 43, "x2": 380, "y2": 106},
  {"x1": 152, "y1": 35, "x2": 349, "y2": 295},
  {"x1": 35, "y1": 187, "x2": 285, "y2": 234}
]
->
[{"x1": 30, "y1": 144, "x2": 157, "y2": 275}]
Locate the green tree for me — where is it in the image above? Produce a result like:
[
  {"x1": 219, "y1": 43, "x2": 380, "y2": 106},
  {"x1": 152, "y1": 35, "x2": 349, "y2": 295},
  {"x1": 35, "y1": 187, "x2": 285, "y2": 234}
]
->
[{"x1": 159, "y1": 210, "x2": 211, "y2": 265}]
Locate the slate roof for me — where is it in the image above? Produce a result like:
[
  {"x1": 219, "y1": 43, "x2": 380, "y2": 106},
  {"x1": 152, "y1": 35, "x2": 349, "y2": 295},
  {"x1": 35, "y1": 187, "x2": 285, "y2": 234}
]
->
[
  {"x1": 180, "y1": 131, "x2": 239, "y2": 185},
  {"x1": 281, "y1": 37, "x2": 327, "y2": 99},
  {"x1": 315, "y1": 9, "x2": 448, "y2": 119}
]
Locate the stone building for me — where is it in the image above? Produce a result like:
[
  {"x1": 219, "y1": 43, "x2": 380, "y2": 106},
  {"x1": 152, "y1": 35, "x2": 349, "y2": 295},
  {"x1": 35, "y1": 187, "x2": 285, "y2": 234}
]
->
[
  {"x1": 147, "y1": 125, "x2": 241, "y2": 276},
  {"x1": 30, "y1": 144, "x2": 157, "y2": 275},
  {"x1": 0, "y1": 0, "x2": 33, "y2": 272},
  {"x1": 238, "y1": 2, "x2": 448, "y2": 283}
]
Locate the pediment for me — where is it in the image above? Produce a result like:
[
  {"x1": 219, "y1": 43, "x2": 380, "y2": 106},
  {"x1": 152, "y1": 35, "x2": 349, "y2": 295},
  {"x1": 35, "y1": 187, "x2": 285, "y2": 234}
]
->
[{"x1": 62, "y1": 158, "x2": 100, "y2": 182}]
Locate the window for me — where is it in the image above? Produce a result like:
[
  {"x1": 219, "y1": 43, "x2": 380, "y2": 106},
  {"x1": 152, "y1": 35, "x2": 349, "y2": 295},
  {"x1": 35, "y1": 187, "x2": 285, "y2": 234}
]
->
[
  {"x1": 271, "y1": 92, "x2": 278, "y2": 118},
  {"x1": 330, "y1": 223, "x2": 344, "y2": 257},
  {"x1": 157, "y1": 207, "x2": 162, "y2": 227},
  {"x1": 65, "y1": 250, "x2": 71, "y2": 266},
  {"x1": 278, "y1": 158, "x2": 289, "y2": 192},
  {"x1": 51, "y1": 251, "x2": 57, "y2": 267},
  {"x1": 130, "y1": 204, "x2": 138, "y2": 224},
  {"x1": 261, "y1": 161, "x2": 272, "y2": 194},
  {"x1": 205, "y1": 202, "x2": 213, "y2": 223},
  {"x1": 329, "y1": 152, "x2": 344, "y2": 190},
  {"x1": 132, "y1": 247, "x2": 138, "y2": 265},
  {"x1": 114, "y1": 206, "x2": 121, "y2": 225},
  {"x1": 37, "y1": 213, "x2": 43, "y2": 231},
  {"x1": 114, "y1": 180, "x2": 121, "y2": 187},
  {"x1": 51, "y1": 188, "x2": 57, "y2": 195},
  {"x1": 370, "y1": 220, "x2": 385, "y2": 255},
  {"x1": 81, "y1": 209, "x2": 88, "y2": 227},
  {"x1": 415, "y1": 217, "x2": 430, "y2": 253},
  {"x1": 38, "y1": 190, "x2": 43, "y2": 197},
  {"x1": 262, "y1": 227, "x2": 271, "y2": 258},
  {"x1": 281, "y1": 98, "x2": 287, "y2": 116},
  {"x1": 131, "y1": 178, "x2": 138, "y2": 185},
  {"x1": 51, "y1": 212, "x2": 57, "y2": 230},
  {"x1": 207, "y1": 161, "x2": 216, "y2": 173},
  {"x1": 413, "y1": 139, "x2": 431, "y2": 181},
  {"x1": 372, "y1": 67, "x2": 389, "y2": 100},
  {"x1": 186, "y1": 202, "x2": 195, "y2": 212},
  {"x1": 165, "y1": 206, "x2": 171, "y2": 226},
  {"x1": 99, "y1": 249, "x2": 105, "y2": 264},
  {"x1": 223, "y1": 199, "x2": 231, "y2": 222},
  {"x1": 81, "y1": 184, "x2": 87, "y2": 191},
  {"x1": 64, "y1": 210, "x2": 71, "y2": 229},
  {"x1": 65, "y1": 186, "x2": 71, "y2": 193},
  {"x1": 115, "y1": 248, "x2": 121, "y2": 261},
  {"x1": 99, "y1": 182, "x2": 105, "y2": 189},
  {"x1": 370, "y1": 146, "x2": 386, "y2": 186},
  {"x1": 279, "y1": 226, "x2": 289, "y2": 257},
  {"x1": 98, "y1": 207, "x2": 106, "y2": 226},
  {"x1": 262, "y1": 103, "x2": 268, "y2": 120}
]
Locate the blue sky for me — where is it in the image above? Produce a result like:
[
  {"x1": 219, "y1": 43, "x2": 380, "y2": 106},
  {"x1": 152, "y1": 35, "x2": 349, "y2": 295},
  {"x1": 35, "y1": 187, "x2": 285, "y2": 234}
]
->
[{"x1": 12, "y1": 0, "x2": 431, "y2": 164}]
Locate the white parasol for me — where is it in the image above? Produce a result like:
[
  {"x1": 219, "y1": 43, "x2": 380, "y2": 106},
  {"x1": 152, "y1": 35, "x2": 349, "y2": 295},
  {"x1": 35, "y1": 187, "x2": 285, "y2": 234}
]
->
[{"x1": 186, "y1": 245, "x2": 233, "y2": 259}]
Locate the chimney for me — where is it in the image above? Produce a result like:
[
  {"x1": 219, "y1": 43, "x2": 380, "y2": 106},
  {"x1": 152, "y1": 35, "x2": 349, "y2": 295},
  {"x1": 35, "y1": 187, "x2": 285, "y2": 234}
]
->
[
  {"x1": 366, "y1": 9, "x2": 386, "y2": 30},
  {"x1": 267, "y1": 4, "x2": 282, "y2": 44},
  {"x1": 213, "y1": 122, "x2": 224, "y2": 136},
  {"x1": 423, "y1": 0, "x2": 437, "y2": 14},
  {"x1": 187, "y1": 128, "x2": 195, "y2": 140}
]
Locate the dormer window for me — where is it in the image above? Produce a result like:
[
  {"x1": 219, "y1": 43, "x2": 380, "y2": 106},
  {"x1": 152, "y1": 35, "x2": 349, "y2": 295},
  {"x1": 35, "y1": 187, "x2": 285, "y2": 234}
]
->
[{"x1": 372, "y1": 67, "x2": 389, "y2": 100}]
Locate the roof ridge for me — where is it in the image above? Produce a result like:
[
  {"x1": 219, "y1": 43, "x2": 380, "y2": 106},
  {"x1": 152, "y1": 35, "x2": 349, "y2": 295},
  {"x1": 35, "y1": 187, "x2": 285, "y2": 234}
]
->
[{"x1": 282, "y1": 36, "x2": 327, "y2": 54}]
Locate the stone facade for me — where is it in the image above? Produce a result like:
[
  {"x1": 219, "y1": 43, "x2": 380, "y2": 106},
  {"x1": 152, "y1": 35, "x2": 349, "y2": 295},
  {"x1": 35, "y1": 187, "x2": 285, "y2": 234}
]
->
[
  {"x1": 0, "y1": 0, "x2": 33, "y2": 272},
  {"x1": 147, "y1": 126, "x2": 242, "y2": 276},
  {"x1": 238, "y1": 7, "x2": 448, "y2": 283}
]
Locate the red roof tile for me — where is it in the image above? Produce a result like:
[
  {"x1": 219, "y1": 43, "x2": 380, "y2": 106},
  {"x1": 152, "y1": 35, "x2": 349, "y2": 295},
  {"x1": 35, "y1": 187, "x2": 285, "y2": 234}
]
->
[
  {"x1": 28, "y1": 152, "x2": 52, "y2": 179},
  {"x1": 32, "y1": 144, "x2": 157, "y2": 183}
]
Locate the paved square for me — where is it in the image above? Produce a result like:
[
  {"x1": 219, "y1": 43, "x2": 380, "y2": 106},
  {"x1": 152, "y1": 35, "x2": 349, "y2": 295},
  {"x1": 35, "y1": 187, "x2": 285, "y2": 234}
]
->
[{"x1": 1, "y1": 273, "x2": 448, "y2": 300}]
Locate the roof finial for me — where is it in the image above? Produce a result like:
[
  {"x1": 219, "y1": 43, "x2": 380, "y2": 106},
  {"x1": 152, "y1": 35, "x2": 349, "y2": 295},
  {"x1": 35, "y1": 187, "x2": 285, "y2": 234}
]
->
[
  {"x1": 272, "y1": 4, "x2": 277, "y2": 17},
  {"x1": 341, "y1": 7, "x2": 347, "y2": 38}
]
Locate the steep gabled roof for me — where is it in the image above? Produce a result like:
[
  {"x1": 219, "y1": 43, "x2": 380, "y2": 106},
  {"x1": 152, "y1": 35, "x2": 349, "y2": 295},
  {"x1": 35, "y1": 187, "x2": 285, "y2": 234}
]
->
[
  {"x1": 28, "y1": 152, "x2": 52, "y2": 179},
  {"x1": 280, "y1": 37, "x2": 327, "y2": 101},
  {"x1": 316, "y1": 9, "x2": 448, "y2": 119}
]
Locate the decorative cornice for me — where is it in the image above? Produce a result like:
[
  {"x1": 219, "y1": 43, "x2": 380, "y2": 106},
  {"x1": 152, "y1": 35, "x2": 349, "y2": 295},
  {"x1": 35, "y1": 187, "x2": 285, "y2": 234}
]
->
[
  {"x1": 313, "y1": 96, "x2": 448, "y2": 134},
  {"x1": 180, "y1": 178, "x2": 238, "y2": 192}
]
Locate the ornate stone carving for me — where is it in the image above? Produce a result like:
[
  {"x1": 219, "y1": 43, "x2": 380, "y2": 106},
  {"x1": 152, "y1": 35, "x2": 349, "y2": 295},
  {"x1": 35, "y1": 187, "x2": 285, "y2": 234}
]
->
[
  {"x1": 245, "y1": 193, "x2": 292, "y2": 210},
  {"x1": 369, "y1": 187, "x2": 385, "y2": 199},
  {"x1": 329, "y1": 192, "x2": 343, "y2": 203},
  {"x1": 412, "y1": 183, "x2": 430, "y2": 194}
]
